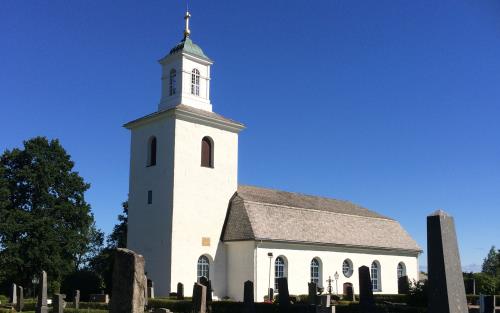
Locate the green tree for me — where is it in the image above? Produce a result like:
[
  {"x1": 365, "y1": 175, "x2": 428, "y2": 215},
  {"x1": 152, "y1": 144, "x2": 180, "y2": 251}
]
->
[
  {"x1": 0, "y1": 137, "x2": 103, "y2": 293},
  {"x1": 482, "y1": 246, "x2": 498, "y2": 277},
  {"x1": 107, "y1": 201, "x2": 128, "y2": 249}
]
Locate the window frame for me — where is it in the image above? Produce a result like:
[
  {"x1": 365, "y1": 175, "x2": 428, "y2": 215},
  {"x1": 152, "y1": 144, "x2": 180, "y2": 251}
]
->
[
  {"x1": 371, "y1": 261, "x2": 381, "y2": 292},
  {"x1": 201, "y1": 136, "x2": 214, "y2": 168},
  {"x1": 274, "y1": 256, "x2": 286, "y2": 290},
  {"x1": 197, "y1": 255, "x2": 210, "y2": 282},
  {"x1": 310, "y1": 258, "x2": 321, "y2": 286},
  {"x1": 397, "y1": 262, "x2": 406, "y2": 279},
  {"x1": 342, "y1": 259, "x2": 354, "y2": 278},
  {"x1": 191, "y1": 68, "x2": 200, "y2": 96},
  {"x1": 169, "y1": 69, "x2": 177, "y2": 96}
]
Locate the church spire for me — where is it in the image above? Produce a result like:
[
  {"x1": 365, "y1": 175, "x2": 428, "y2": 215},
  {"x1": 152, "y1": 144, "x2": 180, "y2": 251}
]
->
[{"x1": 184, "y1": 10, "x2": 191, "y2": 39}]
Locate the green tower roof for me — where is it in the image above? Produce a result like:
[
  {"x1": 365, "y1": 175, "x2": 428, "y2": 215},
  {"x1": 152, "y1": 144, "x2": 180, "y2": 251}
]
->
[{"x1": 168, "y1": 37, "x2": 212, "y2": 62}]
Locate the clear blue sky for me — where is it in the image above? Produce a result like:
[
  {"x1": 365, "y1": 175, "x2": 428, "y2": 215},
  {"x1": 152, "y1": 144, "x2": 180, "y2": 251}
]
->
[{"x1": 1, "y1": 0, "x2": 499, "y2": 272}]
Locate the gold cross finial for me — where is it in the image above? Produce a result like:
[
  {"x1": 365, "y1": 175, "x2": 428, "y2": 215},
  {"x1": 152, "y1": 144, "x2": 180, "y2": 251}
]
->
[{"x1": 184, "y1": 10, "x2": 191, "y2": 38}]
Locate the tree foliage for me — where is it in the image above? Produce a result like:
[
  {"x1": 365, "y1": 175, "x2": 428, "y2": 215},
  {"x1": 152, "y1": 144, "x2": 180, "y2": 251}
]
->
[
  {"x1": 0, "y1": 137, "x2": 103, "y2": 293},
  {"x1": 107, "y1": 201, "x2": 128, "y2": 249},
  {"x1": 482, "y1": 246, "x2": 499, "y2": 277}
]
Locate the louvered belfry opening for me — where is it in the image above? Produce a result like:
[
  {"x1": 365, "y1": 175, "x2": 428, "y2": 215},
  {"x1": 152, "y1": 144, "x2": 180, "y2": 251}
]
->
[{"x1": 201, "y1": 137, "x2": 213, "y2": 168}]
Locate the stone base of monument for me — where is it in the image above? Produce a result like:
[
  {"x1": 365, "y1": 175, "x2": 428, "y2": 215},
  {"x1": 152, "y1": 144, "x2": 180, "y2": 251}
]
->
[
  {"x1": 319, "y1": 294, "x2": 331, "y2": 307},
  {"x1": 154, "y1": 309, "x2": 172, "y2": 313}
]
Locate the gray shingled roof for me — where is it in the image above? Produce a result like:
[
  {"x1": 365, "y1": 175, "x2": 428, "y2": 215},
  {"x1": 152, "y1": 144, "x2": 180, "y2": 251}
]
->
[
  {"x1": 222, "y1": 185, "x2": 421, "y2": 253},
  {"x1": 124, "y1": 104, "x2": 243, "y2": 129}
]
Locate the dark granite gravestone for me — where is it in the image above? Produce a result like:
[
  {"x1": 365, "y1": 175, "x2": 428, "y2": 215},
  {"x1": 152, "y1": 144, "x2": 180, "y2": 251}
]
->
[
  {"x1": 176, "y1": 282, "x2": 184, "y2": 300},
  {"x1": 35, "y1": 271, "x2": 48, "y2": 313},
  {"x1": 16, "y1": 285, "x2": 24, "y2": 312},
  {"x1": 343, "y1": 283, "x2": 355, "y2": 301},
  {"x1": 308, "y1": 282, "x2": 318, "y2": 305},
  {"x1": 10, "y1": 283, "x2": 17, "y2": 304},
  {"x1": 277, "y1": 277, "x2": 290, "y2": 313},
  {"x1": 358, "y1": 266, "x2": 375, "y2": 313},
  {"x1": 465, "y1": 279, "x2": 476, "y2": 295},
  {"x1": 53, "y1": 294, "x2": 65, "y2": 313},
  {"x1": 268, "y1": 288, "x2": 274, "y2": 302},
  {"x1": 199, "y1": 277, "x2": 212, "y2": 303},
  {"x1": 398, "y1": 276, "x2": 410, "y2": 294},
  {"x1": 480, "y1": 295, "x2": 495, "y2": 313},
  {"x1": 427, "y1": 210, "x2": 468, "y2": 313},
  {"x1": 243, "y1": 281, "x2": 255, "y2": 313},
  {"x1": 192, "y1": 283, "x2": 207, "y2": 313},
  {"x1": 74, "y1": 290, "x2": 80, "y2": 310},
  {"x1": 110, "y1": 248, "x2": 146, "y2": 313}
]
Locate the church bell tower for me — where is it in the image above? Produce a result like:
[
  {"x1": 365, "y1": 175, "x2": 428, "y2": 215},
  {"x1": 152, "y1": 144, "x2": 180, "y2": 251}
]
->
[
  {"x1": 158, "y1": 11, "x2": 213, "y2": 112},
  {"x1": 125, "y1": 11, "x2": 244, "y2": 298}
]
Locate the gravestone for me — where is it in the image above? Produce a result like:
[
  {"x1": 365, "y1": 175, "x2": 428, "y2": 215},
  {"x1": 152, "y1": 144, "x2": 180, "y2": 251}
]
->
[
  {"x1": 480, "y1": 295, "x2": 495, "y2": 313},
  {"x1": 319, "y1": 294, "x2": 331, "y2": 308},
  {"x1": 308, "y1": 282, "x2": 317, "y2": 305},
  {"x1": 199, "y1": 277, "x2": 213, "y2": 304},
  {"x1": 110, "y1": 248, "x2": 146, "y2": 313},
  {"x1": 427, "y1": 210, "x2": 468, "y2": 313},
  {"x1": 90, "y1": 294, "x2": 109, "y2": 303},
  {"x1": 465, "y1": 279, "x2": 476, "y2": 295},
  {"x1": 176, "y1": 282, "x2": 184, "y2": 300},
  {"x1": 147, "y1": 279, "x2": 155, "y2": 299},
  {"x1": 268, "y1": 288, "x2": 274, "y2": 302},
  {"x1": 17, "y1": 285, "x2": 24, "y2": 312},
  {"x1": 192, "y1": 283, "x2": 207, "y2": 313},
  {"x1": 10, "y1": 283, "x2": 17, "y2": 305},
  {"x1": 243, "y1": 280, "x2": 255, "y2": 313},
  {"x1": 344, "y1": 283, "x2": 355, "y2": 301},
  {"x1": 74, "y1": 290, "x2": 80, "y2": 310},
  {"x1": 53, "y1": 294, "x2": 65, "y2": 313},
  {"x1": 398, "y1": 276, "x2": 410, "y2": 294},
  {"x1": 358, "y1": 266, "x2": 375, "y2": 313},
  {"x1": 35, "y1": 271, "x2": 48, "y2": 313},
  {"x1": 277, "y1": 277, "x2": 290, "y2": 313}
]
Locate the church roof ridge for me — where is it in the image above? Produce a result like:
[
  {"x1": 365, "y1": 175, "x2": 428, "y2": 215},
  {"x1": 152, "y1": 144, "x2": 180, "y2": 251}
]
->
[{"x1": 236, "y1": 184, "x2": 393, "y2": 220}]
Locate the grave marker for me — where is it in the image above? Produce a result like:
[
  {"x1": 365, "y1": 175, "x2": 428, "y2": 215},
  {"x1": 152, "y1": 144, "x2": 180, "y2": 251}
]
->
[
  {"x1": 74, "y1": 290, "x2": 80, "y2": 310},
  {"x1": 17, "y1": 285, "x2": 24, "y2": 312},
  {"x1": 53, "y1": 294, "x2": 65, "y2": 313},
  {"x1": 176, "y1": 282, "x2": 184, "y2": 300},
  {"x1": 35, "y1": 271, "x2": 48, "y2": 313},
  {"x1": 10, "y1": 283, "x2": 17, "y2": 305},
  {"x1": 192, "y1": 283, "x2": 207, "y2": 313},
  {"x1": 243, "y1": 280, "x2": 255, "y2": 313},
  {"x1": 358, "y1": 266, "x2": 375, "y2": 313},
  {"x1": 398, "y1": 276, "x2": 410, "y2": 294},
  {"x1": 110, "y1": 248, "x2": 146, "y2": 313},
  {"x1": 308, "y1": 282, "x2": 317, "y2": 305},
  {"x1": 427, "y1": 210, "x2": 468, "y2": 313},
  {"x1": 277, "y1": 277, "x2": 290, "y2": 313}
]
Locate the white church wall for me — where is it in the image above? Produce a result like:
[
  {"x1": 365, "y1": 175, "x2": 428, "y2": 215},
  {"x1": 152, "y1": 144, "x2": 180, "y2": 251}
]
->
[
  {"x1": 226, "y1": 241, "x2": 256, "y2": 301},
  {"x1": 250, "y1": 242, "x2": 418, "y2": 302},
  {"x1": 127, "y1": 115, "x2": 176, "y2": 296},
  {"x1": 169, "y1": 117, "x2": 239, "y2": 298}
]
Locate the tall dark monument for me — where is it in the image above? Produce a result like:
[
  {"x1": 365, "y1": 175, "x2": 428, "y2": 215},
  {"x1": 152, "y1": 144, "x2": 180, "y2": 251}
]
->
[{"x1": 427, "y1": 210, "x2": 467, "y2": 313}]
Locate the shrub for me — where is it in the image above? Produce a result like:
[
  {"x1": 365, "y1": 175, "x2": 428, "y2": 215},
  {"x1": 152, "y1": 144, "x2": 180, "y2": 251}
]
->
[{"x1": 61, "y1": 270, "x2": 104, "y2": 301}]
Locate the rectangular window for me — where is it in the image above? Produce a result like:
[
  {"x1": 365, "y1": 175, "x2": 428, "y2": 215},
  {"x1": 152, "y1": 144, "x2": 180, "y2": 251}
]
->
[{"x1": 147, "y1": 190, "x2": 152, "y2": 204}]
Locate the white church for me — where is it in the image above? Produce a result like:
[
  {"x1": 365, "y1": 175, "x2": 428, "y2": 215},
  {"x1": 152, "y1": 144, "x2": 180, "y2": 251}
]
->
[{"x1": 126, "y1": 11, "x2": 421, "y2": 301}]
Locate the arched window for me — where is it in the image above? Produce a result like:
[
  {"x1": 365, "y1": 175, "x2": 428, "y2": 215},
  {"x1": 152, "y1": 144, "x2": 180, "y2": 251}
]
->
[
  {"x1": 371, "y1": 261, "x2": 381, "y2": 292},
  {"x1": 197, "y1": 255, "x2": 210, "y2": 282},
  {"x1": 191, "y1": 68, "x2": 200, "y2": 96},
  {"x1": 310, "y1": 258, "x2": 321, "y2": 285},
  {"x1": 169, "y1": 69, "x2": 176, "y2": 96},
  {"x1": 147, "y1": 136, "x2": 157, "y2": 166},
  {"x1": 343, "y1": 259, "x2": 353, "y2": 278},
  {"x1": 274, "y1": 256, "x2": 286, "y2": 290},
  {"x1": 201, "y1": 136, "x2": 213, "y2": 168},
  {"x1": 397, "y1": 262, "x2": 406, "y2": 279}
]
